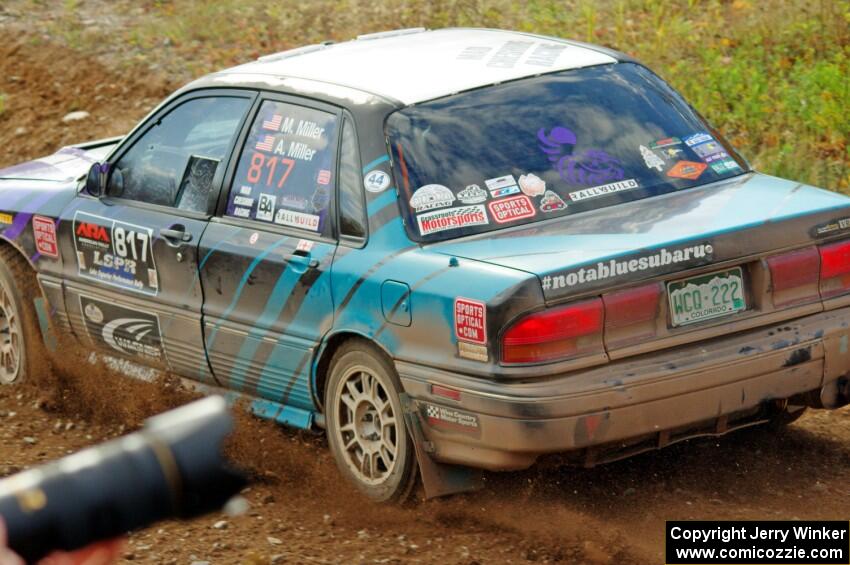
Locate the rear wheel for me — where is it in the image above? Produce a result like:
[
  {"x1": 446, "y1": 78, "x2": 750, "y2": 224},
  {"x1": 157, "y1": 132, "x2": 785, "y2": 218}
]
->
[
  {"x1": 324, "y1": 340, "x2": 417, "y2": 502},
  {"x1": 0, "y1": 246, "x2": 45, "y2": 385}
]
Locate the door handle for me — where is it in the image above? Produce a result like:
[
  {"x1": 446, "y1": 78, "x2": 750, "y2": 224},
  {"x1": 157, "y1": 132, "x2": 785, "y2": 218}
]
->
[
  {"x1": 290, "y1": 253, "x2": 319, "y2": 269},
  {"x1": 161, "y1": 225, "x2": 193, "y2": 247}
]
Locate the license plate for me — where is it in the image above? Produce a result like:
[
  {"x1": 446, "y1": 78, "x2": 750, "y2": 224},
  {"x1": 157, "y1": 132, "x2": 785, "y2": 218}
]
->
[{"x1": 667, "y1": 267, "x2": 746, "y2": 327}]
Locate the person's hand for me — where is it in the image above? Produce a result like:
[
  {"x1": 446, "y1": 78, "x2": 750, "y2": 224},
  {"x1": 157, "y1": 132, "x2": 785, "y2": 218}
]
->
[{"x1": 0, "y1": 519, "x2": 124, "y2": 565}]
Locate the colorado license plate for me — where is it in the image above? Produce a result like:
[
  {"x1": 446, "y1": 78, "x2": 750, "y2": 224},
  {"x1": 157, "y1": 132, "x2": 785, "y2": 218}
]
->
[{"x1": 667, "y1": 267, "x2": 746, "y2": 327}]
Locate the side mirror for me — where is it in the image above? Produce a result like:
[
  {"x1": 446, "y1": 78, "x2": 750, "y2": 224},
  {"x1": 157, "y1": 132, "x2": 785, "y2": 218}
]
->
[{"x1": 84, "y1": 162, "x2": 108, "y2": 197}]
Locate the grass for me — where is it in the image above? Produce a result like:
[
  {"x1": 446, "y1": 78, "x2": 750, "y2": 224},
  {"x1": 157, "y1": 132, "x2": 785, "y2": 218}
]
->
[{"x1": 23, "y1": 0, "x2": 850, "y2": 191}]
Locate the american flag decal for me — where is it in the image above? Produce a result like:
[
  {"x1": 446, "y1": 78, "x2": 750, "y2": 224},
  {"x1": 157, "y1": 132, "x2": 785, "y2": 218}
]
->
[
  {"x1": 317, "y1": 169, "x2": 331, "y2": 185},
  {"x1": 255, "y1": 135, "x2": 275, "y2": 152},
  {"x1": 262, "y1": 114, "x2": 282, "y2": 131}
]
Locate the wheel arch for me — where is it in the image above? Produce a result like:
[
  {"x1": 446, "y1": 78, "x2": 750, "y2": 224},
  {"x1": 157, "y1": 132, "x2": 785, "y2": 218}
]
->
[
  {"x1": 0, "y1": 235, "x2": 38, "y2": 271},
  {"x1": 312, "y1": 330, "x2": 396, "y2": 413}
]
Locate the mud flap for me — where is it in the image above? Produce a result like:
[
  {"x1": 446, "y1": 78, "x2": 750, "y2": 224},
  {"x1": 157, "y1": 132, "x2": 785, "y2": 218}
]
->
[
  {"x1": 400, "y1": 393, "x2": 483, "y2": 499},
  {"x1": 33, "y1": 297, "x2": 57, "y2": 353}
]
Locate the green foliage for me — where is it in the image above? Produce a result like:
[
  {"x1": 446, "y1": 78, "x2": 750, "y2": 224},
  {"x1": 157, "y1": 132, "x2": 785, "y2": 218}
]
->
[{"x1": 31, "y1": 0, "x2": 850, "y2": 190}]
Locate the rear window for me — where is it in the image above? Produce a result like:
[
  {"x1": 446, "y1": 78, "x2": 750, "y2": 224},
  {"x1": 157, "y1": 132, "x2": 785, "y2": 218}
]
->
[{"x1": 387, "y1": 63, "x2": 747, "y2": 242}]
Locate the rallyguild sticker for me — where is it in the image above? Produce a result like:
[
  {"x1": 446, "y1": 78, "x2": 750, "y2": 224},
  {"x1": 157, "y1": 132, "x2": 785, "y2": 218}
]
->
[
  {"x1": 518, "y1": 173, "x2": 546, "y2": 197},
  {"x1": 541, "y1": 242, "x2": 714, "y2": 292},
  {"x1": 32, "y1": 215, "x2": 58, "y2": 258},
  {"x1": 667, "y1": 161, "x2": 707, "y2": 180},
  {"x1": 363, "y1": 170, "x2": 391, "y2": 193},
  {"x1": 488, "y1": 194, "x2": 536, "y2": 223},
  {"x1": 457, "y1": 184, "x2": 487, "y2": 204},
  {"x1": 410, "y1": 184, "x2": 456, "y2": 212},
  {"x1": 417, "y1": 205, "x2": 488, "y2": 236},
  {"x1": 423, "y1": 403, "x2": 480, "y2": 434},
  {"x1": 274, "y1": 209, "x2": 320, "y2": 231},
  {"x1": 454, "y1": 297, "x2": 487, "y2": 345},
  {"x1": 568, "y1": 178, "x2": 639, "y2": 202}
]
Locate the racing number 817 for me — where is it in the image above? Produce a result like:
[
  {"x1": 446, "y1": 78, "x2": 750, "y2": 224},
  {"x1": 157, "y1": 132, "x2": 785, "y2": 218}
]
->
[
  {"x1": 246, "y1": 152, "x2": 295, "y2": 188},
  {"x1": 113, "y1": 226, "x2": 149, "y2": 263}
]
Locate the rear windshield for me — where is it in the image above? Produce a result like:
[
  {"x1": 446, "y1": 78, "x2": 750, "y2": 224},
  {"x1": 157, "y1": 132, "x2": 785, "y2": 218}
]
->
[{"x1": 386, "y1": 63, "x2": 747, "y2": 242}]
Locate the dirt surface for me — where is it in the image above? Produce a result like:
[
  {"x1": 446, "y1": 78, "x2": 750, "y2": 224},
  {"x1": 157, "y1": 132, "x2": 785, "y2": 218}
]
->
[{"x1": 0, "y1": 16, "x2": 849, "y2": 565}]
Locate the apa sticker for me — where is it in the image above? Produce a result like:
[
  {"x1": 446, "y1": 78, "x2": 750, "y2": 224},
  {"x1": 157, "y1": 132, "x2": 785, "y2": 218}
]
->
[
  {"x1": 488, "y1": 195, "x2": 536, "y2": 224},
  {"x1": 667, "y1": 161, "x2": 707, "y2": 180},
  {"x1": 539, "y1": 190, "x2": 567, "y2": 212},
  {"x1": 640, "y1": 145, "x2": 664, "y2": 171},
  {"x1": 363, "y1": 170, "x2": 391, "y2": 193},
  {"x1": 0, "y1": 213, "x2": 13, "y2": 225},
  {"x1": 274, "y1": 209, "x2": 320, "y2": 232},
  {"x1": 80, "y1": 295, "x2": 165, "y2": 363},
  {"x1": 541, "y1": 242, "x2": 714, "y2": 293},
  {"x1": 417, "y1": 205, "x2": 488, "y2": 236},
  {"x1": 518, "y1": 173, "x2": 546, "y2": 197},
  {"x1": 73, "y1": 212, "x2": 157, "y2": 295},
  {"x1": 454, "y1": 298, "x2": 486, "y2": 344},
  {"x1": 32, "y1": 216, "x2": 58, "y2": 258},
  {"x1": 457, "y1": 184, "x2": 487, "y2": 204},
  {"x1": 410, "y1": 184, "x2": 455, "y2": 212},
  {"x1": 568, "y1": 179, "x2": 639, "y2": 202},
  {"x1": 684, "y1": 132, "x2": 712, "y2": 147},
  {"x1": 423, "y1": 403, "x2": 480, "y2": 434}
]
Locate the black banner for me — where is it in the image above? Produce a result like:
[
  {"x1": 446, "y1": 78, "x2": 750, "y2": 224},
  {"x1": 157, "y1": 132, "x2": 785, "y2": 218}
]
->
[{"x1": 667, "y1": 521, "x2": 849, "y2": 564}]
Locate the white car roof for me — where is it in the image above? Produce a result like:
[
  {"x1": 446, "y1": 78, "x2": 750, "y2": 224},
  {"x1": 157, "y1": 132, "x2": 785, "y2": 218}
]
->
[{"x1": 222, "y1": 28, "x2": 618, "y2": 105}]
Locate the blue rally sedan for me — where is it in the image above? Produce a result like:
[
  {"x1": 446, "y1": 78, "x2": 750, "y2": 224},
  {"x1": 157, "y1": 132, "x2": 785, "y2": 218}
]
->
[{"x1": 0, "y1": 28, "x2": 849, "y2": 501}]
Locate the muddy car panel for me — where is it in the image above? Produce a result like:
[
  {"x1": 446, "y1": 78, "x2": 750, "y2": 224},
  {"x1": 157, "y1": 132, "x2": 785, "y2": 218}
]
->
[{"x1": 0, "y1": 28, "x2": 849, "y2": 476}]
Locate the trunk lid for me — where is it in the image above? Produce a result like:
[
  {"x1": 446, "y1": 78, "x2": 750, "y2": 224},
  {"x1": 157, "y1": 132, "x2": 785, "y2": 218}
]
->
[{"x1": 430, "y1": 173, "x2": 850, "y2": 302}]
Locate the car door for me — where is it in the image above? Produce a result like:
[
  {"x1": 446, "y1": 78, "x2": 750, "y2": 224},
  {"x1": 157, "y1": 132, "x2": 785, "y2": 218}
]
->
[
  {"x1": 199, "y1": 96, "x2": 340, "y2": 426},
  {"x1": 59, "y1": 90, "x2": 255, "y2": 382}
]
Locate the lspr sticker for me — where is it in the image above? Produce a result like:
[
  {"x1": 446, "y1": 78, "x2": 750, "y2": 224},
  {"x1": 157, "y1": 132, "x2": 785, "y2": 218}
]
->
[{"x1": 454, "y1": 298, "x2": 486, "y2": 344}]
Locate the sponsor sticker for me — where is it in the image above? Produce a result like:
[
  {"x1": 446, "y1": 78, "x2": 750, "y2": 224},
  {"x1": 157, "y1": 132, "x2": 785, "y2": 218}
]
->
[
  {"x1": 423, "y1": 402, "x2": 480, "y2": 434},
  {"x1": 454, "y1": 297, "x2": 487, "y2": 345},
  {"x1": 650, "y1": 137, "x2": 682, "y2": 149},
  {"x1": 249, "y1": 232, "x2": 259, "y2": 245},
  {"x1": 0, "y1": 213, "x2": 13, "y2": 225},
  {"x1": 296, "y1": 239, "x2": 315, "y2": 253},
  {"x1": 640, "y1": 145, "x2": 665, "y2": 171},
  {"x1": 233, "y1": 196, "x2": 254, "y2": 207},
  {"x1": 568, "y1": 179, "x2": 639, "y2": 202},
  {"x1": 518, "y1": 173, "x2": 546, "y2": 197},
  {"x1": 667, "y1": 161, "x2": 707, "y2": 180},
  {"x1": 80, "y1": 296, "x2": 165, "y2": 363},
  {"x1": 541, "y1": 242, "x2": 714, "y2": 293},
  {"x1": 489, "y1": 185, "x2": 520, "y2": 198},
  {"x1": 410, "y1": 184, "x2": 455, "y2": 212},
  {"x1": 457, "y1": 184, "x2": 487, "y2": 204},
  {"x1": 256, "y1": 193, "x2": 276, "y2": 222},
  {"x1": 274, "y1": 209, "x2": 321, "y2": 231},
  {"x1": 539, "y1": 190, "x2": 567, "y2": 212},
  {"x1": 239, "y1": 185, "x2": 252, "y2": 196},
  {"x1": 32, "y1": 216, "x2": 58, "y2": 258},
  {"x1": 363, "y1": 170, "x2": 391, "y2": 193},
  {"x1": 317, "y1": 169, "x2": 331, "y2": 185},
  {"x1": 417, "y1": 205, "x2": 488, "y2": 236},
  {"x1": 488, "y1": 194, "x2": 536, "y2": 224},
  {"x1": 484, "y1": 174, "x2": 517, "y2": 191},
  {"x1": 691, "y1": 139, "x2": 727, "y2": 161},
  {"x1": 73, "y1": 212, "x2": 158, "y2": 295},
  {"x1": 233, "y1": 207, "x2": 251, "y2": 218},
  {"x1": 683, "y1": 132, "x2": 713, "y2": 147},
  {"x1": 813, "y1": 217, "x2": 850, "y2": 238},
  {"x1": 458, "y1": 341, "x2": 488, "y2": 362},
  {"x1": 709, "y1": 158, "x2": 742, "y2": 174}
]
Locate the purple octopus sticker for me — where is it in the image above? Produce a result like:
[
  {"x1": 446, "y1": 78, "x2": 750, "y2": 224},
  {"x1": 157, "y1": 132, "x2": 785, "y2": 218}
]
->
[{"x1": 538, "y1": 126, "x2": 624, "y2": 187}]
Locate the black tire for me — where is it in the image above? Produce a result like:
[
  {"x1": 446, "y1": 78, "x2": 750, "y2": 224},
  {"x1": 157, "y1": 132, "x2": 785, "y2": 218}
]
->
[
  {"x1": 324, "y1": 339, "x2": 418, "y2": 503},
  {"x1": 0, "y1": 245, "x2": 46, "y2": 385}
]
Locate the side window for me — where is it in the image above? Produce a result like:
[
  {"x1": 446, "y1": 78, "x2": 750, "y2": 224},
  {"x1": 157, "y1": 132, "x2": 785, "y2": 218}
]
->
[
  {"x1": 338, "y1": 119, "x2": 367, "y2": 240},
  {"x1": 226, "y1": 100, "x2": 339, "y2": 237},
  {"x1": 107, "y1": 96, "x2": 251, "y2": 213}
]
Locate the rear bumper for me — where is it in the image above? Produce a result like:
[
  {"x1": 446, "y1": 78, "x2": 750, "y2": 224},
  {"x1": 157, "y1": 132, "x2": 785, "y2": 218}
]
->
[{"x1": 398, "y1": 306, "x2": 850, "y2": 471}]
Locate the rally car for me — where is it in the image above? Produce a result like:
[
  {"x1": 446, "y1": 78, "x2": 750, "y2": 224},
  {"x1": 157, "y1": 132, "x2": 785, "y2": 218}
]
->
[{"x1": 1, "y1": 28, "x2": 849, "y2": 501}]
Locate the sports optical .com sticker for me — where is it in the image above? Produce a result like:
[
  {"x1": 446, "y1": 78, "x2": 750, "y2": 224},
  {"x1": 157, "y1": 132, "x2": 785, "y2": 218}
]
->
[
  {"x1": 488, "y1": 194, "x2": 536, "y2": 223},
  {"x1": 32, "y1": 215, "x2": 59, "y2": 258},
  {"x1": 454, "y1": 297, "x2": 486, "y2": 345}
]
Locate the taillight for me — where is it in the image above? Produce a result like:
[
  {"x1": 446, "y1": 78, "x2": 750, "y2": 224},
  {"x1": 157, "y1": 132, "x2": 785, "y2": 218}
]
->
[
  {"x1": 819, "y1": 240, "x2": 850, "y2": 298},
  {"x1": 603, "y1": 282, "x2": 662, "y2": 346},
  {"x1": 766, "y1": 246, "x2": 820, "y2": 307},
  {"x1": 501, "y1": 298, "x2": 603, "y2": 364}
]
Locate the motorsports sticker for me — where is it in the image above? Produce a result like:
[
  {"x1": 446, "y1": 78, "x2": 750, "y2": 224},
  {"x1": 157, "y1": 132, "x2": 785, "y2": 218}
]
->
[
  {"x1": 80, "y1": 295, "x2": 166, "y2": 363},
  {"x1": 542, "y1": 242, "x2": 714, "y2": 293},
  {"x1": 417, "y1": 205, "x2": 488, "y2": 236},
  {"x1": 73, "y1": 212, "x2": 158, "y2": 295}
]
